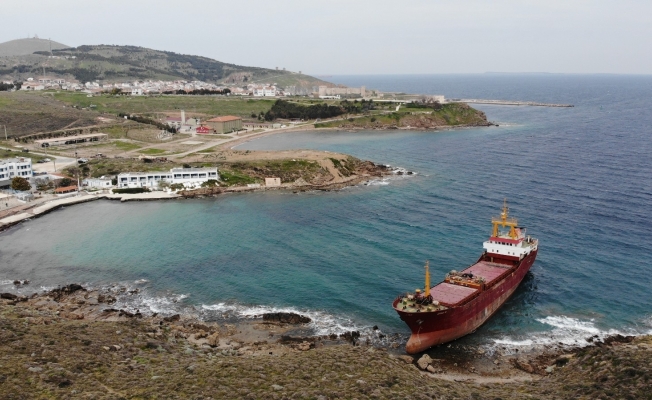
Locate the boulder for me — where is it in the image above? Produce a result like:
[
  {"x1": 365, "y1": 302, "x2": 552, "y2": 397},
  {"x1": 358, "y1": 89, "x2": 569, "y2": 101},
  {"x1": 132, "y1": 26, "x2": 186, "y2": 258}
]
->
[
  {"x1": 397, "y1": 355, "x2": 414, "y2": 364},
  {"x1": 0, "y1": 293, "x2": 17, "y2": 300},
  {"x1": 294, "y1": 341, "x2": 313, "y2": 351},
  {"x1": 426, "y1": 365, "x2": 437, "y2": 373},
  {"x1": 513, "y1": 359, "x2": 535, "y2": 374},
  {"x1": 262, "y1": 312, "x2": 311, "y2": 324},
  {"x1": 163, "y1": 314, "x2": 181, "y2": 322},
  {"x1": 417, "y1": 354, "x2": 433, "y2": 371},
  {"x1": 206, "y1": 332, "x2": 220, "y2": 347}
]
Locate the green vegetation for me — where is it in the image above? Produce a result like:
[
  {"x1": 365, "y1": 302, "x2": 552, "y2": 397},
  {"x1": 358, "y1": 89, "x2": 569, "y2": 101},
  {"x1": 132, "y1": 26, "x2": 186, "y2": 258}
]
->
[
  {"x1": 138, "y1": 148, "x2": 167, "y2": 155},
  {"x1": 265, "y1": 99, "x2": 358, "y2": 121},
  {"x1": 218, "y1": 170, "x2": 259, "y2": 186},
  {"x1": 0, "y1": 148, "x2": 46, "y2": 162},
  {"x1": 112, "y1": 141, "x2": 141, "y2": 151},
  {"x1": 315, "y1": 103, "x2": 489, "y2": 129},
  {"x1": 200, "y1": 179, "x2": 219, "y2": 188},
  {"x1": 52, "y1": 92, "x2": 277, "y2": 119}
]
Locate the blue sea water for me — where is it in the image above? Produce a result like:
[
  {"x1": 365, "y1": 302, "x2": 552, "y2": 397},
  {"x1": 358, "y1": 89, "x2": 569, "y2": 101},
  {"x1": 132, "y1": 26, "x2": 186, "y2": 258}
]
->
[{"x1": 1, "y1": 74, "x2": 651, "y2": 349}]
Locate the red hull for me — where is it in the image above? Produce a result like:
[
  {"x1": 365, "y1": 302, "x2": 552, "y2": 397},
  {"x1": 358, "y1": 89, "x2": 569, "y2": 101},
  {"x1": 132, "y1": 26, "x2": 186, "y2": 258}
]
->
[{"x1": 393, "y1": 249, "x2": 537, "y2": 354}]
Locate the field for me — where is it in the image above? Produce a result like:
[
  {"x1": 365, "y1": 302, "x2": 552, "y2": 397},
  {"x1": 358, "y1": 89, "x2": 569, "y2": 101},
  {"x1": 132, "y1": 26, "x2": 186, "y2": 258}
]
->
[{"x1": 52, "y1": 92, "x2": 277, "y2": 120}]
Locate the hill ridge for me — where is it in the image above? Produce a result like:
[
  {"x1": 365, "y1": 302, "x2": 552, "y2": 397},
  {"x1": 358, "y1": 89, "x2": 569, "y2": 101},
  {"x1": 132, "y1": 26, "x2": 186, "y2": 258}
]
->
[{"x1": 0, "y1": 40, "x2": 331, "y2": 90}]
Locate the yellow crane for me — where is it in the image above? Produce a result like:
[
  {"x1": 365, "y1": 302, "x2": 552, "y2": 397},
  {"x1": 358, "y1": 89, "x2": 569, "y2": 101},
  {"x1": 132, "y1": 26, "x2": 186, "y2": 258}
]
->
[{"x1": 491, "y1": 199, "x2": 519, "y2": 239}]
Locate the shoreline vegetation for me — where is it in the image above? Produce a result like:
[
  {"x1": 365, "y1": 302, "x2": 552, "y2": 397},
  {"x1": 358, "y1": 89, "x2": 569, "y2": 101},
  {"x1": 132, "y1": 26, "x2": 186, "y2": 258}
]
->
[{"x1": 1, "y1": 284, "x2": 650, "y2": 399}]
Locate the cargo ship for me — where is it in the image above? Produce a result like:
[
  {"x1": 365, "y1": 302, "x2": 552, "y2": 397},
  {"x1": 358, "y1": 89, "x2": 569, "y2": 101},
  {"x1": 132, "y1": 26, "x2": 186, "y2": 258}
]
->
[{"x1": 392, "y1": 201, "x2": 538, "y2": 354}]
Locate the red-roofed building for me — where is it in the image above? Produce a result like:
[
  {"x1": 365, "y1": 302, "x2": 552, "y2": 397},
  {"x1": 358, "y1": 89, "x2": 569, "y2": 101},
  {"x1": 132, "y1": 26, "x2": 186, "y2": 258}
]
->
[
  {"x1": 196, "y1": 125, "x2": 211, "y2": 134},
  {"x1": 205, "y1": 116, "x2": 242, "y2": 134}
]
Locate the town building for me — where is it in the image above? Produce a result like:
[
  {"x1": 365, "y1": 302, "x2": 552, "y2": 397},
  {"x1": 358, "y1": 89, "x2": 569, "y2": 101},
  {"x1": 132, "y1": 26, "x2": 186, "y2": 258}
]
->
[
  {"x1": 205, "y1": 116, "x2": 243, "y2": 134},
  {"x1": 318, "y1": 85, "x2": 366, "y2": 98},
  {"x1": 34, "y1": 133, "x2": 108, "y2": 148},
  {"x1": 117, "y1": 167, "x2": 219, "y2": 189},
  {"x1": 82, "y1": 177, "x2": 113, "y2": 189},
  {"x1": 253, "y1": 86, "x2": 277, "y2": 97},
  {"x1": 0, "y1": 157, "x2": 33, "y2": 188}
]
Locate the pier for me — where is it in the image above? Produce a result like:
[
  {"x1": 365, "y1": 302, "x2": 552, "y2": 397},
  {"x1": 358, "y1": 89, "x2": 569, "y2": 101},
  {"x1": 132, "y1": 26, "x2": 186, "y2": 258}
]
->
[{"x1": 452, "y1": 99, "x2": 574, "y2": 107}]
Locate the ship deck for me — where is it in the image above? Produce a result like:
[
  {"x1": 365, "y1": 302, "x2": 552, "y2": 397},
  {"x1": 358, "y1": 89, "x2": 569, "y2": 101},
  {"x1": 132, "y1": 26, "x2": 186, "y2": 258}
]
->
[{"x1": 461, "y1": 261, "x2": 513, "y2": 287}]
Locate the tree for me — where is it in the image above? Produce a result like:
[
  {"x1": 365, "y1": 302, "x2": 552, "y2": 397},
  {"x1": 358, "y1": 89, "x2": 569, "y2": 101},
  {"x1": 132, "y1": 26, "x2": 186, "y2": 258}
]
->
[
  {"x1": 11, "y1": 177, "x2": 31, "y2": 191},
  {"x1": 59, "y1": 177, "x2": 74, "y2": 187}
]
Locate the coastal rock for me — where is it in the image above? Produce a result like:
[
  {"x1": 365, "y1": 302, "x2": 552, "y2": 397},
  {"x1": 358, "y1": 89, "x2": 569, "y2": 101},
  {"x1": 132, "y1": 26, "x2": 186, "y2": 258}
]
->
[
  {"x1": 426, "y1": 365, "x2": 437, "y2": 373},
  {"x1": 49, "y1": 284, "x2": 85, "y2": 301},
  {"x1": 513, "y1": 359, "x2": 535, "y2": 374},
  {"x1": 397, "y1": 355, "x2": 414, "y2": 364},
  {"x1": 1, "y1": 293, "x2": 17, "y2": 300},
  {"x1": 97, "y1": 294, "x2": 116, "y2": 304},
  {"x1": 163, "y1": 314, "x2": 181, "y2": 322},
  {"x1": 339, "y1": 331, "x2": 361, "y2": 344},
  {"x1": 206, "y1": 332, "x2": 220, "y2": 347},
  {"x1": 417, "y1": 354, "x2": 433, "y2": 370},
  {"x1": 262, "y1": 312, "x2": 311, "y2": 324},
  {"x1": 294, "y1": 341, "x2": 313, "y2": 351}
]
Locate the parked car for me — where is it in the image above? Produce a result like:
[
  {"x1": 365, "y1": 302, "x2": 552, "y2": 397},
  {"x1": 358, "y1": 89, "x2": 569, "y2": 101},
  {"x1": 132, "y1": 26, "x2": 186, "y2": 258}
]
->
[{"x1": 77, "y1": 158, "x2": 89, "y2": 164}]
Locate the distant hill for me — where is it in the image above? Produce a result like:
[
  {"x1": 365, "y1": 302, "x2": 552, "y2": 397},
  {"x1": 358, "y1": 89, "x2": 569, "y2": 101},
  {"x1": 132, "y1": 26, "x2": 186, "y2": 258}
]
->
[
  {"x1": 0, "y1": 37, "x2": 70, "y2": 57},
  {"x1": 0, "y1": 41, "x2": 332, "y2": 89}
]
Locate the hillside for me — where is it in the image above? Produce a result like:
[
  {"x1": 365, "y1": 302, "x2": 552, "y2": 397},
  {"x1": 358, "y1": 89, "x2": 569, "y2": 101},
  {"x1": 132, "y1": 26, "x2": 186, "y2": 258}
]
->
[
  {"x1": 0, "y1": 41, "x2": 332, "y2": 89},
  {"x1": 0, "y1": 37, "x2": 69, "y2": 57}
]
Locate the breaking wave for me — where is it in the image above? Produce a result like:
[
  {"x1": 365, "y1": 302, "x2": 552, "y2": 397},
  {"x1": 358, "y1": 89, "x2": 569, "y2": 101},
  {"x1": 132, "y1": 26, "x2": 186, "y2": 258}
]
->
[{"x1": 487, "y1": 315, "x2": 648, "y2": 354}]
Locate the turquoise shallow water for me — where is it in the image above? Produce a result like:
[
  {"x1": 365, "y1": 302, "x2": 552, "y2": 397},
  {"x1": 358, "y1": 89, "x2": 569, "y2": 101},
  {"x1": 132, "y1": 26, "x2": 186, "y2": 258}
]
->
[{"x1": 1, "y1": 75, "x2": 651, "y2": 349}]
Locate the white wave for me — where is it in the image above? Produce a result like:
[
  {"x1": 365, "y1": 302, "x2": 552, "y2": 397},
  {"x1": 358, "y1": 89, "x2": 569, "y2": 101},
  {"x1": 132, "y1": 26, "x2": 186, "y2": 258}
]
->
[
  {"x1": 198, "y1": 301, "x2": 399, "y2": 347},
  {"x1": 134, "y1": 279, "x2": 149, "y2": 284},
  {"x1": 364, "y1": 179, "x2": 390, "y2": 186},
  {"x1": 489, "y1": 315, "x2": 643, "y2": 353},
  {"x1": 0, "y1": 280, "x2": 14, "y2": 286}
]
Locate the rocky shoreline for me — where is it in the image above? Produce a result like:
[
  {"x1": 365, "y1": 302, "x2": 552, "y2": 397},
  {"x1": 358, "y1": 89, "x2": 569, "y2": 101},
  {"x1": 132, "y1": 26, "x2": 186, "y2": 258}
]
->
[{"x1": 1, "y1": 284, "x2": 650, "y2": 399}]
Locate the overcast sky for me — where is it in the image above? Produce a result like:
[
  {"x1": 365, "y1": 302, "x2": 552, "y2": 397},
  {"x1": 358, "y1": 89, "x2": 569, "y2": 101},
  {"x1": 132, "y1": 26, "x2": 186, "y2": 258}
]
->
[{"x1": 3, "y1": 0, "x2": 651, "y2": 74}]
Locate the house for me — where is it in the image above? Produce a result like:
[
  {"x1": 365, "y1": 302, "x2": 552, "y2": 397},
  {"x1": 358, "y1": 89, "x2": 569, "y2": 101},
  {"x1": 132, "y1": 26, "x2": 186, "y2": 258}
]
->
[
  {"x1": 205, "y1": 116, "x2": 243, "y2": 134},
  {"x1": 117, "y1": 167, "x2": 219, "y2": 189},
  {"x1": 131, "y1": 88, "x2": 143, "y2": 96},
  {"x1": 0, "y1": 157, "x2": 33, "y2": 188},
  {"x1": 82, "y1": 177, "x2": 113, "y2": 189}
]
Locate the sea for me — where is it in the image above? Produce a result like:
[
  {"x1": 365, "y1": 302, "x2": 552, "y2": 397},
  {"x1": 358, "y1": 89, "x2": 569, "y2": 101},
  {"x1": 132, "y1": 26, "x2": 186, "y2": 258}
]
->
[{"x1": 1, "y1": 74, "x2": 651, "y2": 352}]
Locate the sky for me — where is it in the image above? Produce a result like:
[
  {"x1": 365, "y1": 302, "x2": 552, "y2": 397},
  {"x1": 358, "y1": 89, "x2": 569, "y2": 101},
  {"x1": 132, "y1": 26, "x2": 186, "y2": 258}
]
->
[{"x1": 2, "y1": 0, "x2": 651, "y2": 75}]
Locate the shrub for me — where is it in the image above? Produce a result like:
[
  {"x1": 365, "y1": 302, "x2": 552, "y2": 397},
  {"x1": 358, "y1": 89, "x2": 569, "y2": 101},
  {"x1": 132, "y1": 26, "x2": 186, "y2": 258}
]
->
[{"x1": 201, "y1": 179, "x2": 219, "y2": 188}]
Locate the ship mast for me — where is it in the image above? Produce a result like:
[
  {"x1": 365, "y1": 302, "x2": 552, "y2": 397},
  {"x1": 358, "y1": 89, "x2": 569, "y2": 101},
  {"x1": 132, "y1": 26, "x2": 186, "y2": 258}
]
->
[
  {"x1": 491, "y1": 198, "x2": 519, "y2": 239},
  {"x1": 424, "y1": 260, "x2": 430, "y2": 297}
]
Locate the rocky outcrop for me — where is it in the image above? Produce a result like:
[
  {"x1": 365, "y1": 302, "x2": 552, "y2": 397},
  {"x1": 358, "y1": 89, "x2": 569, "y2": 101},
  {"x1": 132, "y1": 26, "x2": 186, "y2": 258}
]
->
[{"x1": 262, "y1": 312, "x2": 311, "y2": 324}]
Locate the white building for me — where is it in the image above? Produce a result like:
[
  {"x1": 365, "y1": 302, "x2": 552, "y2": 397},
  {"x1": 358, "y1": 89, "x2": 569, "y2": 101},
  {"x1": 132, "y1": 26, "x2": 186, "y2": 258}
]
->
[
  {"x1": 253, "y1": 86, "x2": 277, "y2": 97},
  {"x1": 131, "y1": 88, "x2": 143, "y2": 96},
  {"x1": 0, "y1": 157, "x2": 33, "y2": 188},
  {"x1": 117, "y1": 167, "x2": 219, "y2": 189},
  {"x1": 82, "y1": 177, "x2": 113, "y2": 189}
]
